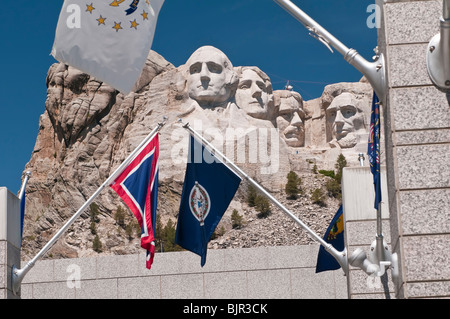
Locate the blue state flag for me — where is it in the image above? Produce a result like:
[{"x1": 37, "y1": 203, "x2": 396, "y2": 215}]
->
[
  {"x1": 20, "y1": 191, "x2": 25, "y2": 242},
  {"x1": 368, "y1": 92, "x2": 382, "y2": 210},
  {"x1": 18, "y1": 172, "x2": 31, "y2": 243},
  {"x1": 315, "y1": 205, "x2": 344, "y2": 273},
  {"x1": 175, "y1": 136, "x2": 242, "y2": 266}
]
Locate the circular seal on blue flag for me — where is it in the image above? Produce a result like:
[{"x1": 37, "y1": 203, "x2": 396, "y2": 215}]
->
[{"x1": 189, "y1": 182, "x2": 211, "y2": 226}]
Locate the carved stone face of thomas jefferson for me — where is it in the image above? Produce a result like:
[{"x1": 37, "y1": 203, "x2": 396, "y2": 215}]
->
[
  {"x1": 326, "y1": 92, "x2": 368, "y2": 148},
  {"x1": 235, "y1": 68, "x2": 273, "y2": 120},
  {"x1": 185, "y1": 46, "x2": 237, "y2": 108}
]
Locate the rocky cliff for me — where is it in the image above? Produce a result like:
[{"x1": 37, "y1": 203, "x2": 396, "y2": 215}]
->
[{"x1": 20, "y1": 47, "x2": 373, "y2": 262}]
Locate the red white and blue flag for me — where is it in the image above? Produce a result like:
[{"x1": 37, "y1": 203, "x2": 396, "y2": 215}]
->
[
  {"x1": 368, "y1": 92, "x2": 381, "y2": 210},
  {"x1": 111, "y1": 134, "x2": 159, "y2": 269}
]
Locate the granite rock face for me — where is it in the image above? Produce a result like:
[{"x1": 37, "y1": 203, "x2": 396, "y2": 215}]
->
[{"x1": 20, "y1": 47, "x2": 374, "y2": 261}]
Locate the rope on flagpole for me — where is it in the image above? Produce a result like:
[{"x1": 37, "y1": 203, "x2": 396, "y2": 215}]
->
[
  {"x1": 179, "y1": 119, "x2": 349, "y2": 275},
  {"x1": 11, "y1": 117, "x2": 168, "y2": 296}
]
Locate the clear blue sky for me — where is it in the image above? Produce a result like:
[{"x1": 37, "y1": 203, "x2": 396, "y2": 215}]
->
[{"x1": 0, "y1": 0, "x2": 376, "y2": 193}]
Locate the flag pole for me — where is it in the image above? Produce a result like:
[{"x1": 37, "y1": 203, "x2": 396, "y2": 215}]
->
[
  {"x1": 18, "y1": 171, "x2": 31, "y2": 242},
  {"x1": 18, "y1": 171, "x2": 31, "y2": 201},
  {"x1": 11, "y1": 118, "x2": 167, "y2": 295},
  {"x1": 180, "y1": 120, "x2": 348, "y2": 274},
  {"x1": 273, "y1": 0, "x2": 386, "y2": 100}
]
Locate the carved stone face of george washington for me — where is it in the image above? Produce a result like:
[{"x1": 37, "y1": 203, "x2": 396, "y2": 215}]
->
[{"x1": 185, "y1": 46, "x2": 237, "y2": 108}]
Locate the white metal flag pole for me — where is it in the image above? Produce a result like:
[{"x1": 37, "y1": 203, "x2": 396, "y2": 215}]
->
[
  {"x1": 11, "y1": 118, "x2": 167, "y2": 295},
  {"x1": 273, "y1": 0, "x2": 386, "y2": 100},
  {"x1": 18, "y1": 171, "x2": 31, "y2": 201},
  {"x1": 180, "y1": 120, "x2": 349, "y2": 274}
]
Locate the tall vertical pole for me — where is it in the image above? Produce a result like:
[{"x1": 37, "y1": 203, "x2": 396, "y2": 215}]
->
[
  {"x1": 358, "y1": 153, "x2": 365, "y2": 167},
  {"x1": 444, "y1": 0, "x2": 450, "y2": 20},
  {"x1": 18, "y1": 171, "x2": 31, "y2": 241}
]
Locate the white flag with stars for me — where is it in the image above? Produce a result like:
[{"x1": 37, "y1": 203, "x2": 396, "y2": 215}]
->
[{"x1": 52, "y1": 0, "x2": 165, "y2": 94}]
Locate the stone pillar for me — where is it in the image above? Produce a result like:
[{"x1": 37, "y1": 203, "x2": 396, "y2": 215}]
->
[
  {"x1": 342, "y1": 166, "x2": 395, "y2": 298},
  {"x1": 380, "y1": 0, "x2": 450, "y2": 298},
  {"x1": 0, "y1": 188, "x2": 21, "y2": 299}
]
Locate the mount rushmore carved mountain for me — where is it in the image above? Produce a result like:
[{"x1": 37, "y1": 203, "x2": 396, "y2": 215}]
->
[{"x1": 20, "y1": 46, "x2": 375, "y2": 261}]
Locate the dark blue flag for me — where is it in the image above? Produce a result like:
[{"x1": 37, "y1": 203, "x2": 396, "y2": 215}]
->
[
  {"x1": 20, "y1": 190, "x2": 25, "y2": 242},
  {"x1": 368, "y1": 92, "x2": 382, "y2": 210},
  {"x1": 175, "y1": 135, "x2": 241, "y2": 266},
  {"x1": 315, "y1": 205, "x2": 344, "y2": 273},
  {"x1": 18, "y1": 172, "x2": 31, "y2": 243}
]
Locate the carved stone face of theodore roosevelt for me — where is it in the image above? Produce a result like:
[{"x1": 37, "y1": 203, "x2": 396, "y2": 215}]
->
[{"x1": 275, "y1": 91, "x2": 305, "y2": 147}]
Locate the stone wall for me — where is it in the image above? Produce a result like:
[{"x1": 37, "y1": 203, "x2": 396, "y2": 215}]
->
[
  {"x1": 20, "y1": 245, "x2": 347, "y2": 299},
  {"x1": 0, "y1": 188, "x2": 21, "y2": 299},
  {"x1": 380, "y1": 0, "x2": 450, "y2": 298}
]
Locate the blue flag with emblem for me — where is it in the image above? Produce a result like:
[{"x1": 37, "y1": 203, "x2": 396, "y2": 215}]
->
[
  {"x1": 368, "y1": 92, "x2": 382, "y2": 210},
  {"x1": 315, "y1": 205, "x2": 344, "y2": 273},
  {"x1": 175, "y1": 135, "x2": 242, "y2": 266}
]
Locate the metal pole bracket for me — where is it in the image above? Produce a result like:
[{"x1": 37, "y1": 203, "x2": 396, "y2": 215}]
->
[
  {"x1": 273, "y1": 0, "x2": 387, "y2": 100},
  {"x1": 426, "y1": 1, "x2": 450, "y2": 94},
  {"x1": 349, "y1": 237, "x2": 399, "y2": 283}
]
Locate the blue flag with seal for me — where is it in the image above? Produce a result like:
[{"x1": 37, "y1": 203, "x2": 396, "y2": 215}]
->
[
  {"x1": 315, "y1": 205, "x2": 344, "y2": 273},
  {"x1": 368, "y1": 92, "x2": 382, "y2": 210},
  {"x1": 175, "y1": 135, "x2": 242, "y2": 266}
]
